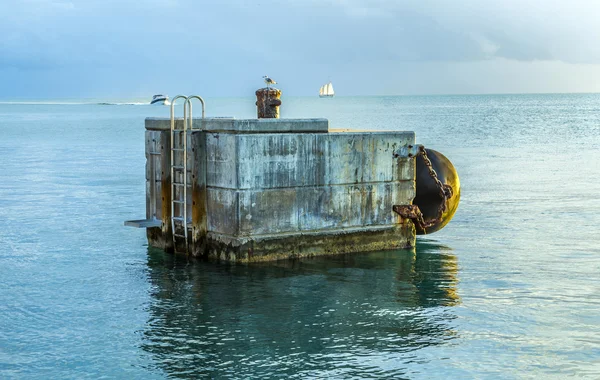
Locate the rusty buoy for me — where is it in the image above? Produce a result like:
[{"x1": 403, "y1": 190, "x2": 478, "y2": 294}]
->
[{"x1": 413, "y1": 149, "x2": 460, "y2": 235}]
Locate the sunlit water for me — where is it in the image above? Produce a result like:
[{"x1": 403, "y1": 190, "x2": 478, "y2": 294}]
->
[{"x1": 1, "y1": 94, "x2": 599, "y2": 378}]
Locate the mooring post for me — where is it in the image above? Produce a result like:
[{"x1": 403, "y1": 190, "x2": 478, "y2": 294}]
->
[{"x1": 255, "y1": 88, "x2": 282, "y2": 118}]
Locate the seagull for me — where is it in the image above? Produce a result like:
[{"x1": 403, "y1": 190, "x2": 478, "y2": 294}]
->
[{"x1": 263, "y1": 75, "x2": 277, "y2": 89}]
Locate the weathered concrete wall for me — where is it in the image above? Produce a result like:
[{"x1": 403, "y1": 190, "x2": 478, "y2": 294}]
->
[
  {"x1": 205, "y1": 132, "x2": 415, "y2": 234},
  {"x1": 145, "y1": 118, "x2": 416, "y2": 261}
]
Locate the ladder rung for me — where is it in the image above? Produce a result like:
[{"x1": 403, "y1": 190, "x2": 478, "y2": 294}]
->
[
  {"x1": 173, "y1": 182, "x2": 187, "y2": 186},
  {"x1": 172, "y1": 165, "x2": 191, "y2": 171},
  {"x1": 172, "y1": 148, "x2": 185, "y2": 152},
  {"x1": 173, "y1": 233, "x2": 187, "y2": 238},
  {"x1": 172, "y1": 200, "x2": 187, "y2": 204},
  {"x1": 172, "y1": 216, "x2": 190, "y2": 222}
]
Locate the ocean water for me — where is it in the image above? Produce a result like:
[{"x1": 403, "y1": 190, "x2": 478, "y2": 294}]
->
[{"x1": 1, "y1": 94, "x2": 599, "y2": 378}]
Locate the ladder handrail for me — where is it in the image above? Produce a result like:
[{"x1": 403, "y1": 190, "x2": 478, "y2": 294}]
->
[
  {"x1": 170, "y1": 95, "x2": 189, "y2": 131},
  {"x1": 169, "y1": 95, "x2": 190, "y2": 249},
  {"x1": 186, "y1": 95, "x2": 206, "y2": 130},
  {"x1": 168, "y1": 94, "x2": 206, "y2": 254}
]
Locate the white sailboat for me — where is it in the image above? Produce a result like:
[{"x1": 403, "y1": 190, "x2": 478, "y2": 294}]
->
[{"x1": 319, "y1": 82, "x2": 335, "y2": 98}]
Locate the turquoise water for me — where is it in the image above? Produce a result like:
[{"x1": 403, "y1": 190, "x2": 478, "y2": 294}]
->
[{"x1": 1, "y1": 94, "x2": 599, "y2": 378}]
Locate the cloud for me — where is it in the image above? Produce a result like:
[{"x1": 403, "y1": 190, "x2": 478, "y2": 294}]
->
[
  {"x1": 2, "y1": 0, "x2": 598, "y2": 67},
  {"x1": 305, "y1": 0, "x2": 600, "y2": 63},
  {"x1": 1, "y1": 0, "x2": 600, "y2": 96}
]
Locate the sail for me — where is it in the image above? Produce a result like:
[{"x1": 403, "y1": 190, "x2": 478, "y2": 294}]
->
[
  {"x1": 326, "y1": 82, "x2": 334, "y2": 95},
  {"x1": 319, "y1": 81, "x2": 335, "y2": 97}
]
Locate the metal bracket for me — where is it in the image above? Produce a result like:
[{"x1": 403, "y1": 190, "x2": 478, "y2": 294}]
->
[
  {"x1": 393, "y1": 144, "x2": 423, "y2": 158},
  {"x1": 124, "y1": 219, "x2": 162, "y2": 228}
]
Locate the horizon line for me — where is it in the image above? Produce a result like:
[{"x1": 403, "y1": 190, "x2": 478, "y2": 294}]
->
[{"x1": 1, "y1": 90, "x2": 600, "y2": 103}]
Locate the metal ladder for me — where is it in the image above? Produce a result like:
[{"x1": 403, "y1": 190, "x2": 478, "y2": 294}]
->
[{"x1": 169, "y1": 95, "x2": 206, "y2": 253}]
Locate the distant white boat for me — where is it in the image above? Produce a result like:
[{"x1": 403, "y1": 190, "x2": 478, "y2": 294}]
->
[
  {"x1": 150, "y1": 94, "x2": 170, "y2": 105},
  {"x1": 319, "y1": 82, "x2": 335, "y2": 98}
]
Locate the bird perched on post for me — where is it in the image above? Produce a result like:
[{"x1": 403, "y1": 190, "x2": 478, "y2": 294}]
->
[{"x1": 263, "y1": 75, "x2": 277, "y2": 89}]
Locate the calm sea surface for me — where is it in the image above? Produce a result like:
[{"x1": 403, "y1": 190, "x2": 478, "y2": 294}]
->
[{"x1": 1, "y1": 94, "x2": 599, "y2": 378}]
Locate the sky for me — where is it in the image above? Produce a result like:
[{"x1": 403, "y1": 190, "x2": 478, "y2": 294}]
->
[{"x1": 1, "y1": 0, "x2": 600, "y2": 98}]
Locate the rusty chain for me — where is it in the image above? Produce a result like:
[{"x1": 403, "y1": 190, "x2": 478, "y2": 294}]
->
[
  {"x1": 419, "y1": 146, "x2": 453, "y2": 203},
  {"x1": 393, "y1": 146, "x2": 453, "y2": 233}
]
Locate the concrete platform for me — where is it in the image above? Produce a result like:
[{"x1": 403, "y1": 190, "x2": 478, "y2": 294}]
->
[{"x1": 138, "y1": 118, "x2": 417, "y2": 262}]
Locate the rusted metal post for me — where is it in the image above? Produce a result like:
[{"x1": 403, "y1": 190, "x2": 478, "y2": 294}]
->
[{"x1": 255, "y1": 88, "x2": 282, "y2": 118}]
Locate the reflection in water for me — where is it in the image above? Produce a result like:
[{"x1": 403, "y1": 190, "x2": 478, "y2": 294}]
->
[{"x1": 142, "y1": 241, "x2": 459, "y2": 378}]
